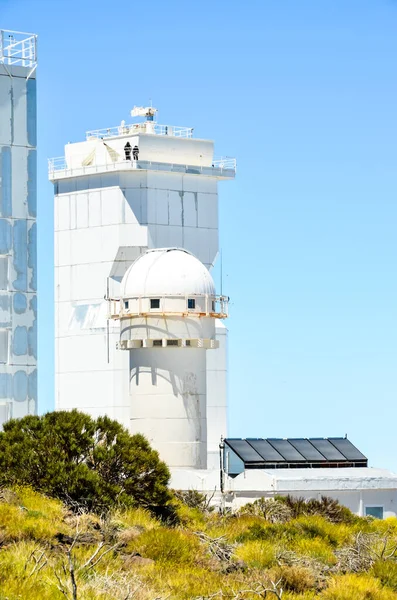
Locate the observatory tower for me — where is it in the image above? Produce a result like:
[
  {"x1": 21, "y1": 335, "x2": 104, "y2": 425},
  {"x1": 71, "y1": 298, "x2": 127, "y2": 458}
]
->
[
  {"x1": 0, "y1": 31, "x2": 38, "y2": 424},
  {"x1": 112, "y1": 247, "x2": 228, "y2": 468},
  {"x1": 49, "y1": 106, "x2": 235, "y2": 468}
]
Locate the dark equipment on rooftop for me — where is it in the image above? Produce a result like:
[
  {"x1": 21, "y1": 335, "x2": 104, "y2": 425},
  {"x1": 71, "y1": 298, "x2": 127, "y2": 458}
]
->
[{"x1": 223, "y1": 437, "x2": 368, "y2": 474}]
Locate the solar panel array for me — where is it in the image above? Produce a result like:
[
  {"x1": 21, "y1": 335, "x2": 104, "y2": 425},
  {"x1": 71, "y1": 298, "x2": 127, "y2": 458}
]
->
[{"x1": 224, "y1": 437, "x2": 367, "y2": 469}]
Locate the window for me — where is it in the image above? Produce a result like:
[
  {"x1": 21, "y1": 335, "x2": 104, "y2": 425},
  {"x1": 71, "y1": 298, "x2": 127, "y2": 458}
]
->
[
  {"x1": 167, "y1": 339, "x2": 178, "y2": 347},
  {"x1": 0, "y1": 330, "x2": 9, "y2": 364},
  {"x1": 365, "y1": 506, "x2": 384, "y2": 519},
  {"x1": 0, "y1": 257, "x2": 8, "y2": 291},
  {"x1": 187, "y1": 298, "x2": 195, "y2": 310},
  {"x1": 124, "y1": 301, "x2": 129, "y2": 310},
  {"x1": 153, "y1": 339, "x2": 162, "y2": 347},
  {"x1": 212, "y1": 300, "x2": 216, "y2": 311},
  {"x1": 150, "y1": 299, "x2": 160, "y2": 309}
]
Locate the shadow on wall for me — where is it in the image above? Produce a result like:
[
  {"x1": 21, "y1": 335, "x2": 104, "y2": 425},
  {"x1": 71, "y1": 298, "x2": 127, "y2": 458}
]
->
[{"x1": 129, "y1": 347, "x2": 206, "y2": 421}]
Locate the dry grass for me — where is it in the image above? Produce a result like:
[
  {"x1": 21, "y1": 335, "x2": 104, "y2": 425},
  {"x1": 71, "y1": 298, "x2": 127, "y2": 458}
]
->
[{"x1": 0, "y1": 488, "x2": 395, "y2": 599}]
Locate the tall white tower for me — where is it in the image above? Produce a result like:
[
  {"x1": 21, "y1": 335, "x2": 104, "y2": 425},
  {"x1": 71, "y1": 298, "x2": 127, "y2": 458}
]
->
[
  {"x1": 49, "y1": 107, "x2": 235, "y2": 467},
  {"x1": 0, "y1": 31, "x2": 38, "y2": 424}
]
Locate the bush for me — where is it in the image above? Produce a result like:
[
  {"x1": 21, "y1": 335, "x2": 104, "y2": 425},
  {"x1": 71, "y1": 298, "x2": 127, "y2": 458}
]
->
[
  {"x1": 0, "y1": 410, "x2": 171, "y2": 512},
  {"x1": 372, "y1": 560, "x2": 397, "y2": 591},
  {"x1": 320, "y1": 574, "x2": 397, "y2": 599},
  {"x1": 174, "y1": 489, "x2": 215, "y2": 512},
  {"x1": 276, "y1": 495, "x2": 357, "y2": 524},
  {"x1": 130, "y1": 527, "x2": 203, "y2": 565},
  {"x1": 239, "y1": 496, "x2": 293, "y2": 523},
  {"x1": 272, "y1": 564, "x2": 317, "y2": 593},
  {"x1": 235, "y1": 539, "x2": 276, "y2": 569},
  {"x1": 288, "y1": 537, "x2": 337, "y2": 565}
]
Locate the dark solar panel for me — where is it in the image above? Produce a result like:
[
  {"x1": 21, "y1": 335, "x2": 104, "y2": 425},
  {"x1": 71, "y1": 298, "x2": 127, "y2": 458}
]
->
[
  {"x1": 225, "y1": 439, "x2": 263, "y2": 463},
  {"x1": 288, "y1": 439, "x2": 327, "y2": 461},
  {"x1": 309, "y1": 438, "x2": 346, "y2": 461},
  {"x1": 267, "y1": 439, "x2": 306, "y2": 461},
  {"x1": 328, "y1": 438, "x2": 367, "y2": 461},
  {"x1": 247, "y1": 439, "x2": 285, "y2": 462}
]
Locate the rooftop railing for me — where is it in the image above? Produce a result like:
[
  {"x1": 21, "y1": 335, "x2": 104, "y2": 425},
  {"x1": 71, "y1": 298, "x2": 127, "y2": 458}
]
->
[
  {"x1": 0, "y1": 30, "x2": 37, "y2": 68},
  {"x1": 48, "y1": 156, "x2": 237, "y2": 178},
  {"x1": 86, "y1": 123, "x2": 193, "y2": 140}
]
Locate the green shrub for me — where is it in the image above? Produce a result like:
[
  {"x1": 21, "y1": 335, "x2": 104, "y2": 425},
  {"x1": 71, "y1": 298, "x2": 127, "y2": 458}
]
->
[
  {"x1": 288, "y1": 537, "x2": 337, "y2": 565},
  {"x1": 272, "y1": 564, "x2": 317, "y2": 593},
  {"x1": 235, "y1": 539, "x2": 276, "y2": 568},
  {"x1": 237, "y1": 521, "x2": 298, "y2": 543},
  {"x1": 296, "y1": 516, "x2": 351, "y2": 547},
  {"x1": 130, "y1": 527, "x2": 203, "y2": 565},
  {"x1": 320, "y1": 573, "x2": 397, "y2": 599},
  {"x1": 372, "y1": 560, "x2": 397, "y2": 591},
  {"x1": 0, "y1": 410, "x2": 171, "y2": 512}
]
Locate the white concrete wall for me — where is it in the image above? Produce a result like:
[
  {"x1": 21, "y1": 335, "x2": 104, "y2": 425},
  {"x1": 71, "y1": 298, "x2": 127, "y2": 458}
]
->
[
  {"x1": 54, "y1": 162, "x2": 226, "y2": 464},
  {"x1": 169, "y1": 467, "x2": 397, "y2": 518},
  {"x1": 207, "y1": 321, "x2": 228, "y2": 469},
  {"x1": 129, "y1": 347, "x2": 207, "y2": 468},
  {"x1": 65, "y1": 134, "x2": 214, "y2": 169},
  {"x1": 0, "y1": 64, "x2": 37, "y2": 424}
]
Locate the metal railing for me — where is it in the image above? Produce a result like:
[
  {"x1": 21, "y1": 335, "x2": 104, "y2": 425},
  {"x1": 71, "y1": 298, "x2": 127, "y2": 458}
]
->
[
  {"x1": 49, "y1": 157, "x2": 67, "y2": 172},
  {"x1": 212, "y1": 157, "x2": 237, "y2": 170},
  {"x1": 48, "y1": 156, "x2": 236, "y2": 177},
  {"x1": 0, "y1": 30, "x2": 37, "y2": 67},
  {"x1": 86, "y1": 123, "x2": 193, "y2": 140}
]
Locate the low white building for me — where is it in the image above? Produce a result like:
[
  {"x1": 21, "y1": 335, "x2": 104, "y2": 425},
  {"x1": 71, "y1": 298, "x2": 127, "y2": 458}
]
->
[{"x1": 170, "y1": 465, "x2": 397, "y2": 519}]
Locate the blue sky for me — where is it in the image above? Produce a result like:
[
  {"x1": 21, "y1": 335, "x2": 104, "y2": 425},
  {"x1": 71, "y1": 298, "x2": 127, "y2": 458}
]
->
[{"x1": 2, "y1": 0, "x2": 397, "y2": 469}]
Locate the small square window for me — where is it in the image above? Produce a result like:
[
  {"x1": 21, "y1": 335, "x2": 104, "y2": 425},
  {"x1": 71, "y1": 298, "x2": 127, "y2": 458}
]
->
[
  {"x1": 167, "y1": 339, "x2": 179, "y2": 347},
  {"x1": 124, "y1": 301, "x2": 129, "y2": 309},
  {"x1": 188, "y1": 298, "x2": 195, "y2": 310},
  {"x1": 153, "y1": 339, "x2": 162, "y2": 347},
  {"x1": 365, "y1": 506, "x2": 384, "y2": 519},
  {"x1": 0, "y1": 257, "x2": 9, "y2": 291},
  {"x1": 150, "y1": 299, "x2": 160, "y2": 309},
  {"x1": 0, "y1": 330, "x2": 8, "y2": 364}
]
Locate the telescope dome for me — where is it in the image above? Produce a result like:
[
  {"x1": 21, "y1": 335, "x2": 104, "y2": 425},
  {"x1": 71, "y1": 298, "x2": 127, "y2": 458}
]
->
[{"x1": 120, "y1": 248, "x2": 216, "y2": 299}]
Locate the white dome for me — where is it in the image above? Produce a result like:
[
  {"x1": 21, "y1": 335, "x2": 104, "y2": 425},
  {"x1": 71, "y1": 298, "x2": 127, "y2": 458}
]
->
[{"x1": 120, "y1": 248, "x2": 216, "y2": 299}]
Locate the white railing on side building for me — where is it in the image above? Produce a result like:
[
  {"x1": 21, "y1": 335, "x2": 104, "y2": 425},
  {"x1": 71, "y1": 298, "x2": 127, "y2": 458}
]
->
[
  {"x1": 0, "y1": 30, "x2": 37, "y2": 68},
  {"x1": 86, "y1": 123, "x2": 194, "y2": 140}
]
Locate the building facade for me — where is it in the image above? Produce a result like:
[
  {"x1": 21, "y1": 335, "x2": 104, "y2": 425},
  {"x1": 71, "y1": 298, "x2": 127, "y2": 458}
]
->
[
  {"x1": 49, "y1": 110, "x2": 235, "y2": 468},
  {"x1": 0, "y1": 30, "x2": 38, "y2": 424}
]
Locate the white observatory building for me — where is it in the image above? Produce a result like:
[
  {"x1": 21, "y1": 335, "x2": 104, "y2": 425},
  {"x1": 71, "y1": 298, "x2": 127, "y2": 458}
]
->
[
  {"x1": 49, "y1": 106, "x2": 234, "y2": 469},
  {"x1": 49, "y1": 106, "x2": 397, "y2": 517}
]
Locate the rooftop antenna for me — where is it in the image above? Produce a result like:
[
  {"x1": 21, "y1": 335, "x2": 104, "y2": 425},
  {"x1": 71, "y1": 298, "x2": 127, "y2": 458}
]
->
[
  {"x1": 131, "y1": 105, "x2": 158, "y2": 134},
  {"x1": 131, "y1": 105, "x2": 158, "y2": 122},
  {"x1": 220, "y1": 249, "x2": 223, "y2": 297}
]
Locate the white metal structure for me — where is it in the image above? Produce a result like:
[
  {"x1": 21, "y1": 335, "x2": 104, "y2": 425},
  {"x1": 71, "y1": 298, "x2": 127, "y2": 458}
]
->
[
  {"x1": 113, "y1": 248, "x2": 227, "y2": 468},
  {"x1": 0, "y1": 30, "x2": 37, "y2": 424},
  {"x1": 50, "y1": 109, "x2": 233, "y2": 468},
  {"x1": 0, "y1": 30, "x2": 37, "y2": 70}
]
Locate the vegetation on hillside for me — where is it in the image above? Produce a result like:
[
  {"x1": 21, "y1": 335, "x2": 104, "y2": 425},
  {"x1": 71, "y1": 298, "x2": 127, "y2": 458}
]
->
[
  {"x1": 0, "y1": 411, "x2": 396, "y2": 598},
  {"x1": 0, "y1": 488, "x2": 396, "y2": 599}
]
